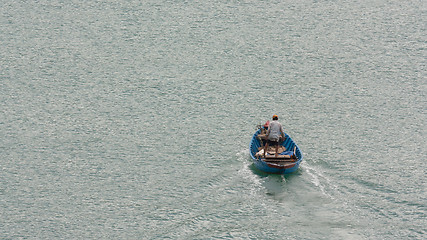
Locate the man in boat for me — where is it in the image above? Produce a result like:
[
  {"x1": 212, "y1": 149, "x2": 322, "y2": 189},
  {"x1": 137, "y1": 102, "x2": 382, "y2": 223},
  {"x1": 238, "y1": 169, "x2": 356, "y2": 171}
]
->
[{"x1": 263, "y1": 115, "x2": 286, "y2": 157}]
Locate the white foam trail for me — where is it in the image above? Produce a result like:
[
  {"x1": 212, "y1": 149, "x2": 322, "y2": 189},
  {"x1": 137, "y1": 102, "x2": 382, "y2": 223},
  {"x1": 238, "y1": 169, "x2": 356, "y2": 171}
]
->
[
  {"x1": 236, "y1": 149, "x2": 263, "y2": 194},
  {"x1": 303, "y1": 163, "x2": 336, "y2": 199}
]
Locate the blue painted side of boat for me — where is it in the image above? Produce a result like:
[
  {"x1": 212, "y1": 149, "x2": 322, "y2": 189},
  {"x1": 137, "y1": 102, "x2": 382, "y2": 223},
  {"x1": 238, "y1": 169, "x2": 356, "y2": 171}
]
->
[{"x1": 249, "y1": 129, "x2": 303, "y2": 174}]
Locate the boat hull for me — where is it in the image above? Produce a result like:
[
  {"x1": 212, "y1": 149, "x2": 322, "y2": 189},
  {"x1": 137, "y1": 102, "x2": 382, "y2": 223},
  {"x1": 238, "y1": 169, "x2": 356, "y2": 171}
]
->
[{"x1": 250, "y1": 129, "x2": 303, "y2": 174}]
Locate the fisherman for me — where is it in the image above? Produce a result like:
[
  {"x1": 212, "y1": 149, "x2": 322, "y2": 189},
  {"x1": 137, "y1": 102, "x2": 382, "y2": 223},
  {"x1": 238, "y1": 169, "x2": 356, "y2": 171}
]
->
[{"x1": 263, "y1": 115, "x2": 286, "y2": 157}]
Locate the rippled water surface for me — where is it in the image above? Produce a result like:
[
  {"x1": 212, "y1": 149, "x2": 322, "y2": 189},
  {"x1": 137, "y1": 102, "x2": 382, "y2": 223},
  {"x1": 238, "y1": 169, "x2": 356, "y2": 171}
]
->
[{"x1": 1, "y1": 0, "x2": 426, "y2": 239}]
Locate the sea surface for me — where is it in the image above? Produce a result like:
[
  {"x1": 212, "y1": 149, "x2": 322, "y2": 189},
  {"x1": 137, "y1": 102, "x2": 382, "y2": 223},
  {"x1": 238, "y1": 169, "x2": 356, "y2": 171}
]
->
[{"x1": 1, "y1": 0, "x2": 426, "y2": 239}]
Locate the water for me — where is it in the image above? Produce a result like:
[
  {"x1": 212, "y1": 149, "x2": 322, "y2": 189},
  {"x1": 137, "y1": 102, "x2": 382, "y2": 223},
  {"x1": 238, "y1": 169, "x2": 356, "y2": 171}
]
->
[{"x1": 1, "y1": 0, "x2": 426, "y2": 239}]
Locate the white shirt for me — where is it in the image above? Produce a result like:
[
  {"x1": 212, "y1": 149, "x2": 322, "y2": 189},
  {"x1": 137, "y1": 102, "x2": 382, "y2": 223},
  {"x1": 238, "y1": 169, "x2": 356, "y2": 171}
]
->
[{"x1": 267, "y1": 120, "x2": 284, "y2": 141}]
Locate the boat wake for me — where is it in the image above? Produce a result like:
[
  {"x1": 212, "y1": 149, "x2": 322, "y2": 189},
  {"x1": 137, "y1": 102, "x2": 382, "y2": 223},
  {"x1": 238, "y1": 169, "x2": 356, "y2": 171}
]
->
[
  {"x1": 236, "y1": 148, "x2": 339, "y2": 202},
  {"x1": 235, "y1": 149, "x2": 267, "y2": 194},
  {"x1": 303, "y1": 162, "x2": 337, "y2": 199},
  {"x1": 236, "y1": 149, "x2": 261, "y2": 180}
]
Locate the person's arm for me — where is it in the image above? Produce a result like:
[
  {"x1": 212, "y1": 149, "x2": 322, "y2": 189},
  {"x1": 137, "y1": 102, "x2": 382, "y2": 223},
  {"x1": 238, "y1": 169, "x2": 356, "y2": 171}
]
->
[
  {"x1": 266, "y1": 124, "x2": 271, "y2": 137},
  {"x1": 280, "y1": 125, "x2": 285, "y2": 139}
]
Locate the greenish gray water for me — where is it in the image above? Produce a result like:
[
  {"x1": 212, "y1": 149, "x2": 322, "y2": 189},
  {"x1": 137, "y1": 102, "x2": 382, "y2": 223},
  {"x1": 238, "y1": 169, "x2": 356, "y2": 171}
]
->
[{"x1": 1, "y1": 0, "x2": 426, "y2": 239}]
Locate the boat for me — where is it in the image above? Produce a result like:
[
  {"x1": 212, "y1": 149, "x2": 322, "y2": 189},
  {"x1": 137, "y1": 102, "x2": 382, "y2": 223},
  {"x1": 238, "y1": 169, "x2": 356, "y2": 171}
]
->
[{"x1": 249, "y1": 124, "x2": 303, "y2": 174}]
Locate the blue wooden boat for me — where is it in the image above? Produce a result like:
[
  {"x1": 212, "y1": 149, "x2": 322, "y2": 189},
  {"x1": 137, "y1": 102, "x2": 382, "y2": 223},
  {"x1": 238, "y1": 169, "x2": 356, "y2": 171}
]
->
[{"x1": 249, "y1": 126, "x2": 303, "y2": 174}]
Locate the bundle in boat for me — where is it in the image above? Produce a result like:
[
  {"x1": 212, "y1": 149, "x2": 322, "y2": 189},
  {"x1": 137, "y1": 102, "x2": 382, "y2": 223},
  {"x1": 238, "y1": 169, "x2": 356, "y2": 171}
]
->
[
  {"x1": 255, "y1": 146, "x2": 286, "y2": 157},
  {"x1": 255, "y1": 146, "x2": 297, "y2": 162}
]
